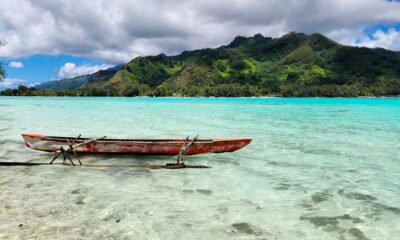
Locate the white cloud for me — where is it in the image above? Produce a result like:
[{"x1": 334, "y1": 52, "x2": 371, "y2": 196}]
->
[
  {"x1": 0, "y1": 0, "x2": 400, "y2": 64},
  {"x1": 57, "y1": 62, "x2": 114, "y2": 79},
  {"x1": 9, "y1": 61, "x2": 24, "y2": 68},
  {"x1": 0, "y1": 78, "x2": 29, "y2": 89},
  {"x1": 355, "y1": 28, "x2": 400, "y2": 51}
]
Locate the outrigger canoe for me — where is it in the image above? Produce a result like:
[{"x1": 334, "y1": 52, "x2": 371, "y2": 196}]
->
[{"x1": 22, "y1": 133, "x2": 252, "y2": 156}]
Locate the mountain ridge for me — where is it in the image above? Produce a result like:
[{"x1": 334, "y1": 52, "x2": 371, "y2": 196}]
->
[{"x1": 10, "y1": 32, "x2": 400, "y2": 96}]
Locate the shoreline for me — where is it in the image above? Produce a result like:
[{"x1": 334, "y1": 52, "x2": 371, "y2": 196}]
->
[{"x1": 1, "y1": 95, "x2": 399, "y2": 98}]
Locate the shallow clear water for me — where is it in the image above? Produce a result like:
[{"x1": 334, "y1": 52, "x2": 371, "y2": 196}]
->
[{"x1": 0, "y1": 97, "x2": 399, "y2": 240}]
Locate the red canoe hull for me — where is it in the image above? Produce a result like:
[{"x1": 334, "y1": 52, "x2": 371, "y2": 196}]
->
[{"x1": 21, "y1": 134, "x2": 252, "y2": 156}]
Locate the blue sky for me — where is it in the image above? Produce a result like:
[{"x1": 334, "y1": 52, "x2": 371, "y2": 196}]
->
[
  {"x1": 363, "y1": 22, "x2": 400, "y2": 38},
  {"x1": 1, "y1": 55, "x2": 111, "y2": 87},
  {"x1": 1, "y1": 0, "x2": 400, "y2": 89}
]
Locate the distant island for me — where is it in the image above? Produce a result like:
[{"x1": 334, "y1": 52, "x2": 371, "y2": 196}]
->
[{"x1": 2, "y1": 32, "x2": 400, "y2": 97}]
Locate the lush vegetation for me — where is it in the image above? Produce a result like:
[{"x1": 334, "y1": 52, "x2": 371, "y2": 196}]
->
[
  {"x1": 2, "y1": 32, "x2": 400, "y2": 97},
  {"x1": 0, "y1": 40, "x2": 5, "y2": 81},
  {"x1": 0, "y1": 62, "x2": 5, "y2": 81}
]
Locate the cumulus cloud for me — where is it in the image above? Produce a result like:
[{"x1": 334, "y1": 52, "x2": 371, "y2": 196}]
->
[
  {"x1": 0, "y1": 78, "x2": 29, "y2": 89},
  {"x1": 0, "y1": 0, "x2": 400, "y2": 64},
  {"x1": 355, "y1": 28, "x2": 400, "y2": 50},
  {"x1": 57, "y1": 62, "x2": 114, "y2": 79},
  {"x1": 9, "y1": 61, "x2": 24, "y2": 68}
]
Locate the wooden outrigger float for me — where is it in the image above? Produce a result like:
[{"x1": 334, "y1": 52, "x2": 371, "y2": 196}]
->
[{"x1": 20, "y1": 133, "x2": 252, "y2": 168}]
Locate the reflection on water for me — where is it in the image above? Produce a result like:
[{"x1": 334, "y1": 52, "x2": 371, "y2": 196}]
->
[{"x1": 0, "y1": 97, "x2": 399, "y2": 239}]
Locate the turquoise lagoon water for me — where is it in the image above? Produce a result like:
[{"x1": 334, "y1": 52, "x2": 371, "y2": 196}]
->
[{"x1": 0, "y1": 97, "x2": 399, "y2": 239}]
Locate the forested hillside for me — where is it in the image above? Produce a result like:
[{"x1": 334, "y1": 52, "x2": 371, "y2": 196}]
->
[{"x1": 3, "y1": 32, "x2": 400, "y2": 97}]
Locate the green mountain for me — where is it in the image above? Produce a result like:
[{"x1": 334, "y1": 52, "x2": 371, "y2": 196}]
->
[
  {"x1": 36, "y1": 65, "x2": 122, "y2": 90},
  {"x1": 24, "y1": 32, "x2": 400, "y2": 96}
]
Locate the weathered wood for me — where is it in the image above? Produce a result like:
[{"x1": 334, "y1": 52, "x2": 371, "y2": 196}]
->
[
  {"x1": 51, "y1": 136, "x2": 107, "y2": 165},
  {"x1": 70, "y1": 134, "x2": 82, "y2": 146},
  {"x1": 56, "y1": 136, "x2": 107, "y2": 154},
  {"x1": 0, "y1": 162, "x2": 47, "y2": 166},
  {"x1": 68, "y1": 135, "x2": 83, "y2": 165},
  {"x1": 49, "y1": 151, "x2": 62, "y2": 164},
  {"x1": 22, "y1": 133, "x2": 252, "y2": 156},
  {"x1": 66, "y1": 154, "x2": 75, "y2": 166},
  {"x1": 176, "y1": 135, "x2": 199, "y2": 164},
  {"x1": 0, "y1": 161, "x2": 210, "y2": 169},
  {"x1": 72, "y1": 150, "x2": 82, "y2": 165}
]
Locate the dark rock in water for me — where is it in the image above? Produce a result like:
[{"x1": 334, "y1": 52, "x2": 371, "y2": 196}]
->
[
  {"x1": 265, "y1": 161, "x2": 278, "y2": 166},
  {"x1": 71, "y1": 189, "x2": 80, "y2": 194},
  {"x1": 345, "y1": 192, "x2": 377, "y2": 201},
  {"x1": 274, "y1": 183, "x2": 290, "y2": 190},
  {"x1": 196, "y1": 189, "x2": 212, "y2": 195},
  {"x1": 182, "y1": 189, "x2": 194, "y2": 194},
  {"x1": 342, "y1": 191, "x2": 400, "y2": 217},
  {"x1": 380, "y1": 205, "x2": 400, "y2": 215},
  {"x1": 348, "y1": 228, "x2": 370, "y2": 240},
  {"x1": 300, "y1": 214, "x2": 364, "y2": 228},
  {"x1": 75, "y1": 196, "x2": 85, "y2": 205},
  {"x1": 371, "y1": 202, "x2": 400, "y2": 215},
  {"x1": 300, "y1": 216, "x2": 339, "y2": 228},
  {"x1": 218, "y1": 207, "x2": 229, "y2": 214},
  {"x1": 337, "y1": 214, "x2": 364, "y2": 223},
  {"x1": 231, "y1": 222, "x2": 255, "y2": 234},
  {"x1": 311, "y1": 191, "x2": 332, "y2": 203}
]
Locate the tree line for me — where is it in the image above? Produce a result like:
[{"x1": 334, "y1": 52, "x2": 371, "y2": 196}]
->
[{"x1": 2, "y1": 82, "x2": 399, "y2": 97}]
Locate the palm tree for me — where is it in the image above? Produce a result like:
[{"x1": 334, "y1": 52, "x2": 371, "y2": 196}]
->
[
  {"x1": 0, "y1": 39, "x2": 6, "y2": 82},
  {"x1": 0, "y1": 65, "x2": 4, "y2": 82}
]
